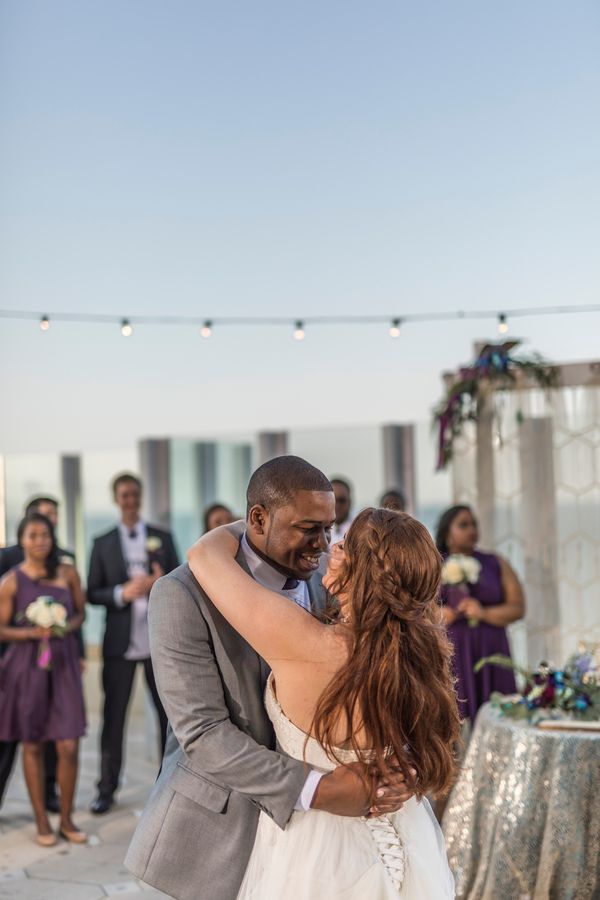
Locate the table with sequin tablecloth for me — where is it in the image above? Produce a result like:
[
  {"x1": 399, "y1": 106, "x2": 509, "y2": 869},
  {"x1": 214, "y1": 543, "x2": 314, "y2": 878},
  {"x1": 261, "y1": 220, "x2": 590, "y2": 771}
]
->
[{"x1": 442, "y1": 703, "x2": 600, "y2": 899}]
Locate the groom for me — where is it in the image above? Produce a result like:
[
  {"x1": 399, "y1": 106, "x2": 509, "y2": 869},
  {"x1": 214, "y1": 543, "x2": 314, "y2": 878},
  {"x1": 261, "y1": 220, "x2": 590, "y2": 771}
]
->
[{"x1": 126, "y1": 456, "x2": 414, "y2": 900}]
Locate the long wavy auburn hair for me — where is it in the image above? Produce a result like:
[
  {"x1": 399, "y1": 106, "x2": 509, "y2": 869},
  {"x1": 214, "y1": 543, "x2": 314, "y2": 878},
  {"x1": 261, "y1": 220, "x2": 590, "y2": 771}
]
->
[{"x1": 312, "y1": 507, "x2": 461, "y2": 798}]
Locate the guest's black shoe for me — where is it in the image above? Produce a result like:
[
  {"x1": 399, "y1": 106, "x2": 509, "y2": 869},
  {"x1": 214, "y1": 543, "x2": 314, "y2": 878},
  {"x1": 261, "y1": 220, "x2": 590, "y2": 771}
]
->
[
  {"x1": 90, "y1": 794, "x2": 113, "y2": 815},
  {"x1": 45, "y1": 791, "x2": 60, "y2": 814}
]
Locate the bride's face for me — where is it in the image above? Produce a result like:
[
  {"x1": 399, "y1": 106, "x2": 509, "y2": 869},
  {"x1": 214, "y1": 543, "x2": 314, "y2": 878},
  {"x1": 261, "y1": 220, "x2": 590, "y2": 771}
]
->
[{"x1": 322, "y1": 540, "x2": 348, "y2": 598}]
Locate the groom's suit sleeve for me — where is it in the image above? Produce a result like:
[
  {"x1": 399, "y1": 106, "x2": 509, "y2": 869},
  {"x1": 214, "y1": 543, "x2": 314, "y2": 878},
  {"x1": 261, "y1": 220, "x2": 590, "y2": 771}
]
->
[{"x1": 148, "y1": 569, "x2": 308, "y2": 831}]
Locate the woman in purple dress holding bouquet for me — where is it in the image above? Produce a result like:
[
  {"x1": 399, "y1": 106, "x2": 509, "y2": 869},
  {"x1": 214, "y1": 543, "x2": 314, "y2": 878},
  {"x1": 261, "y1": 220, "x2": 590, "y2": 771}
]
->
[
  {"x1": 436, "y1": 505, "x2": 525, "y2": 723},
  {"x1": 0, "y1": 513, "x2": 86, "y2": 846}
]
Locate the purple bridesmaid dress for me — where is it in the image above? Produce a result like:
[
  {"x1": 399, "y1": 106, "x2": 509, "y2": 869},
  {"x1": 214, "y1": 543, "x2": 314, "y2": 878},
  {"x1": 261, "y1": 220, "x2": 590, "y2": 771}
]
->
[
  {"x1": 441, "y1": 550, "x2": 517, "y2": 722},
  {"x1": 0, "y1": 568, "x2": 86, "y2": 742}
]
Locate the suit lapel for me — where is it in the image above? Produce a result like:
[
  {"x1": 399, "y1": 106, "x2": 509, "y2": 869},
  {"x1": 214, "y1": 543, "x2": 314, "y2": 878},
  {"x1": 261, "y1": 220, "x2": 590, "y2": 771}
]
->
[
  {"x1": 185, "y1": 546, "x2": 265, "y2": 695},
  {"x1": 234, "y1": 546, "x2": 271, "y2": 686},
  {"x1": 108, "y1": 527, "x2": 129, "y2": 584}
]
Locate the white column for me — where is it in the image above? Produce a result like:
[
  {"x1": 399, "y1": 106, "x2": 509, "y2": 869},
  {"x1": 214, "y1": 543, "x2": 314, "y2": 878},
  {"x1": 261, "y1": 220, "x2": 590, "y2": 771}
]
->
[
  {"x1": 381, "y1": 424, "x2": 417, "y2": 514},
  {"x1": 60, "y1": 455, "x2": 83, "y2": 559},
  {"x1": 518, "y1": 417, "x2": 561, "y2": 664},
  {"x1": 257, "y1": 432, "x2": 288, "y2": 465},
  {"x1": 475, "y1": 388, "x2": 496, "y2": 548},
  {"x1": 139, "y1": 439, "x2": 171, "y2": 528}
]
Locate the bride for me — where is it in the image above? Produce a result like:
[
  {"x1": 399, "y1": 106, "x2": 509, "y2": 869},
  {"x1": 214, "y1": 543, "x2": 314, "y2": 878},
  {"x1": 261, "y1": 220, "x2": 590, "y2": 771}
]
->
[{"x1": 187, "y1": 507, "x2": 459, "y2": 898}]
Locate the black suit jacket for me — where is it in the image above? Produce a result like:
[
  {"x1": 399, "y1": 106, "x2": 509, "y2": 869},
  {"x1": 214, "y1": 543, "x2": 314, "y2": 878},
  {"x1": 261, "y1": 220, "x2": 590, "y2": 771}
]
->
[
  {"x1": 87, "y1": 524, "x2": 179, "y2": 659},
  {"x1": 0, "y1": 543, "x2": 84, "y2": 658}
]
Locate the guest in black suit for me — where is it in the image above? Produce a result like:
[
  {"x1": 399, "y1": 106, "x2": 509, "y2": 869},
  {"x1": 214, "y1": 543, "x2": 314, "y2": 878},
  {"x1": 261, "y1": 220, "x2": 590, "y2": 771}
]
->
[
  {"x1": 0, "y1": 496, "x2": 81, "y2": 814},
  {"x1": 87, "y1": 473, "x2": 179, "y2": 814}
]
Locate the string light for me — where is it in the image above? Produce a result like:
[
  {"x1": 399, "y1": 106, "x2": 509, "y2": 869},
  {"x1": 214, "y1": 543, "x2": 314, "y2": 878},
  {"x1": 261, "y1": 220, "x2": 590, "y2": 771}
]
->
[
  {"x1": 1, "y1": 303, "x2": 599, "y2": 338},
  {"x1": 498, "y1": 313, "x2": 509, "y2": 334},
  {"x1": 293, "y1": 320, "x2": 305, "y2": 341}
]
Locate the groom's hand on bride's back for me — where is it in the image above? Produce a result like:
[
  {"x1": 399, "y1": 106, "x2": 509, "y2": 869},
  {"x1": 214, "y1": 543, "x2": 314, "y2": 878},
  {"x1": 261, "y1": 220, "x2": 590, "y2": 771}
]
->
[{"x1": 310, "y1": 760, "x2": 416, "y2": 818}]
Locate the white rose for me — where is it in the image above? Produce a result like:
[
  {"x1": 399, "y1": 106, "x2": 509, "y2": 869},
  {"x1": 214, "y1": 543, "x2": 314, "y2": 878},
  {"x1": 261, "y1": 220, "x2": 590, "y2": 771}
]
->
[
  {"x1": 463, "y1": 557, "x2": 482, "y2": 584},
  {"x1": 442, "y1": 558, "x2": 465, "y2": 585},
  {"x1": 53, "y1": 604, "x2": 67, "y2": 626},
  {"x1": 35, "y1": 606, "x2": 55, "y2": 629},
  {"x1": 25, "y1": 601, "x2": 40, "y2": 622},
  {"x1": 26, "y1": 597, "x2": 52, "y2": 625}
]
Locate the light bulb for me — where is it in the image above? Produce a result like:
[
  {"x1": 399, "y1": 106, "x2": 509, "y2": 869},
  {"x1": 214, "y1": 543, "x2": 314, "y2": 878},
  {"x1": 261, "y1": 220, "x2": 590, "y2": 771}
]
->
[
  {"x1": 498, "y1": 314, "x2": 509, "y2": 334},
  {"x1": 40, "y1": 315, "x2": 50, "y2": 332},
  {"x1": 201, "y1": 320, "x2": 213, "y2": 339},
  {"x1": 121, "y1": 319, "x2": 133, "y2": 337},
  {"x1": 389, "y1": 318, "x2": 401, "y2": 338},
  {"x1": 293, "y1": 320, "x2": 305, "y2": 341}
]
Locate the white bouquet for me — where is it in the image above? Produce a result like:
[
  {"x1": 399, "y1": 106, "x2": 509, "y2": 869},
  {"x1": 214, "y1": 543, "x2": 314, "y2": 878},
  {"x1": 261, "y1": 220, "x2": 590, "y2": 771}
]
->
[
  {"x1": 441, "y1": 555, "x2": 482, "y2": 627},
  {"x1": 23, "y1": 595, "x2": 68, "y2": 669},
  {"x1": 441, "y1": 554, "x2": 481, "y2": 586}
]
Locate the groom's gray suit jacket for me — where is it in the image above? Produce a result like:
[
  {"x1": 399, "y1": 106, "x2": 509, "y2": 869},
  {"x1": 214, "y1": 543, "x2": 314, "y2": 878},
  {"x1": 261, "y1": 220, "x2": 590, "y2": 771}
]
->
[{"x1": 125, "y1": 547, "x2": 327, "y2": 900}]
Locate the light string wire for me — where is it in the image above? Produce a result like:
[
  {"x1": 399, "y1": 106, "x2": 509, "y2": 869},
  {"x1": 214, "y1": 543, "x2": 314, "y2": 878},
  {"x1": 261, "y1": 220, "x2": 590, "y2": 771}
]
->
[{"x1": 0, "y1": 304, "x2": 599, "y2": 333}]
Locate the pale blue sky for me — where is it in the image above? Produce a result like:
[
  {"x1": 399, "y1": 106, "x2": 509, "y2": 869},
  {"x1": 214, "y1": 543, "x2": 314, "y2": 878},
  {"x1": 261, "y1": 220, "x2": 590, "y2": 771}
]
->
[{"x1": 1, "y1": 1, "x2": 599, "y2": 453}]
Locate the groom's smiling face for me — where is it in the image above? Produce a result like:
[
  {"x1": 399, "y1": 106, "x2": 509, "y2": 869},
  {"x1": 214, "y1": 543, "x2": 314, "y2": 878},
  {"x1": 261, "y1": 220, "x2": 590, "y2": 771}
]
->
[{"x1": 247, "y1": 489, "x2": 335, "y2": 580}]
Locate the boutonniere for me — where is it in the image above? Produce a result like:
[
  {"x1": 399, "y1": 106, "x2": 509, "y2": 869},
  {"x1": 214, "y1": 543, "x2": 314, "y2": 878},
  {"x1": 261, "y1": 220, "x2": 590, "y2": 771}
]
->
[{"x1": 146, "y1": 536, "x2": 163, "y2": 553}]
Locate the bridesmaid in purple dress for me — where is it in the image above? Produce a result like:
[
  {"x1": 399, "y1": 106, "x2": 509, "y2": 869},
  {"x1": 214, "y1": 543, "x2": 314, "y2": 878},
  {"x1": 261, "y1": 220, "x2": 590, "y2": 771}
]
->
[
  {"x1": 436, "y1": 505, "x2": 525, "y2": 723},
  {"x1": 0, "y1": 513, "x2": 86, "y2": 846}
]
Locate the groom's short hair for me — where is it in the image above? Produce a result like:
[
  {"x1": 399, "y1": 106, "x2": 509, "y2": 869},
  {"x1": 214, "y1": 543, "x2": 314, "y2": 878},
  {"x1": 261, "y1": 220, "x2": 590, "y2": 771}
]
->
[{"x1": 246, "y1": 456, "x2": 332, "y2": 514}]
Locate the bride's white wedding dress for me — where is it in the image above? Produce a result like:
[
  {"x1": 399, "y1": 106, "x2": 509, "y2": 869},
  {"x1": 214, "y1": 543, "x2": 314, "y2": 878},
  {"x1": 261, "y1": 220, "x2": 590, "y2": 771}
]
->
[{"x1": 237, "y1": 676, "x2": 455, "y2": 899}]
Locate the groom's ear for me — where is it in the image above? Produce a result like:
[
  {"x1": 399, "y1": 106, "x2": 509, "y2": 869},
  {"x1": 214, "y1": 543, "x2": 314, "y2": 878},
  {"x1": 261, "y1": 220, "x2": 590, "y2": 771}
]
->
[{"x1": 248, "y1": 504, "x2": 268, "y2": 535}]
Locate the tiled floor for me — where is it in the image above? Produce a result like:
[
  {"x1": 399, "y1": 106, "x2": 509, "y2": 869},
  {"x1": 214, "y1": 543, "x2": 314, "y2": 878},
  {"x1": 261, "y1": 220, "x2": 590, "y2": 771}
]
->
[{"x1": 0, "y1": 669, "x2": 170, "y2": 899}]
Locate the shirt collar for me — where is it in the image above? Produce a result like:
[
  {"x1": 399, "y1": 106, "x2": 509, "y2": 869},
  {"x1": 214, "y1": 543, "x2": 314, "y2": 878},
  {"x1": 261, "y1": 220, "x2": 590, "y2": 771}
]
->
[
  {"x1": 240, "y1": 533, "x2": 289, "y2": 591},
  {"x1": 119, "y1": 520, "x2": 146, "y2": 539}
]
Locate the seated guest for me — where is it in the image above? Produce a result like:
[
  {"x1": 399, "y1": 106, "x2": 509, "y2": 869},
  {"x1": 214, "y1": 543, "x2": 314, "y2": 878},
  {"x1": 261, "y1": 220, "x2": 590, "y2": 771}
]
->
[
  {"x1": 380, "y1": 488, "x2": 406, "y2": 512},
  {"x1": 435, "y1": 504, "x2": 525, "y2": 722},
  {"x1": 87, "y1": 473, "x2": 179, "y2": 815},
  {"x1": 0, "y1": 513, "x2": 86, "y2": 846},
  {"x1": 203, "y1": 503, "x2": 235, "y2": 533},
  {"x1": 0, "y1": 495, "x2": 82, "y2": 815}
]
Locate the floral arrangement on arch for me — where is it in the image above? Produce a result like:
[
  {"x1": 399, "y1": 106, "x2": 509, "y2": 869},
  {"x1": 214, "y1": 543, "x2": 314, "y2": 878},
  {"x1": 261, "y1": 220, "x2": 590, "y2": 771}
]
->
[
  {"x1": 474, "y1": 644, "x2": 600, "y2": 724},
  {"x1": 433, "y1": 341, "x2": 557, "y2": 470}
]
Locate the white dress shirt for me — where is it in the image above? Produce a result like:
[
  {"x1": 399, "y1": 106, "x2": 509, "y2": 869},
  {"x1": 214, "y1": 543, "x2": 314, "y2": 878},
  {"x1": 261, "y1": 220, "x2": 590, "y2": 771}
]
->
[
  {"x1": 240, "y1": 534, "x2": 323, "y2": 812},
  {"x1": 114, "y1": 520, "x2": 151, "y2": 661},
  {"x1": 331, "y1": 517, "x2": 353, "y2": 545}
]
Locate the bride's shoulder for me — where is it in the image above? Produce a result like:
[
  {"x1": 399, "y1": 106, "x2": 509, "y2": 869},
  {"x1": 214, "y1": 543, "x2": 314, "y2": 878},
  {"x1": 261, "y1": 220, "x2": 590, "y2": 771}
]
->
[{"x1": 319, "y1": 622, "x2": 350, "y2": 664}]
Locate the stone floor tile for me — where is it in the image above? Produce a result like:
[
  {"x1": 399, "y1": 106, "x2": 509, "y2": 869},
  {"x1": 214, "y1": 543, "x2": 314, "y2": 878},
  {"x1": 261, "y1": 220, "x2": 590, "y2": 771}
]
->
[
  {"x1": 0, "y1": 869, "x2": 27, "y2": 882},
  {"x1": 0, "y1": 878, "x2": 105, "y2": 900},
  {"x1": 103, "y1": 882, "x2": 141, "y2": 895}
]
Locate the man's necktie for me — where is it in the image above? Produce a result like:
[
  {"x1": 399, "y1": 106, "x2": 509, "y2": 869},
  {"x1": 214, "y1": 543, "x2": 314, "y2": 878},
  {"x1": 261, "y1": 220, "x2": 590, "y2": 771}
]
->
[
  {"x1": 282, "y1": 577, "x2": 300, "y2": 591},
  {"x1": 129, "y1": 529, "x2": 137, "y2": 539}
]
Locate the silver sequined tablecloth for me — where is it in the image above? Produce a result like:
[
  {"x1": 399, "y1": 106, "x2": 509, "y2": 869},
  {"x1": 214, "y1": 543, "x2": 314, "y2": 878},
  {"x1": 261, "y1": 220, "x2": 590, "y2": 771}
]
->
[{"x1": 442, "y1": 704, "x2": 600, "y2": 900}]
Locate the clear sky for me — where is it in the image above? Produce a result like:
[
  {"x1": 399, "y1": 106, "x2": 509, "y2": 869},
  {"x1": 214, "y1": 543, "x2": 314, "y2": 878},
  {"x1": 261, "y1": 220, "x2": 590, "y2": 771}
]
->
[{"x1": 1, "y1": 1, "x2": 599, "y2": 453}]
